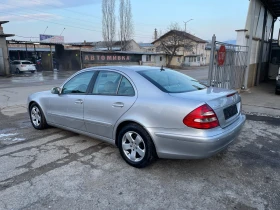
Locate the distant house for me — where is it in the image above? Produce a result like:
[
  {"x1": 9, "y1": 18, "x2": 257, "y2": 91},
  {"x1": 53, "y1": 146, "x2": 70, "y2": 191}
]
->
[
  {"x1": 138, "y1": 43, "x2": 156, "y2": 52},
  {"x1": 152, "y1": 30, "x2": 208, "y2": 67}
]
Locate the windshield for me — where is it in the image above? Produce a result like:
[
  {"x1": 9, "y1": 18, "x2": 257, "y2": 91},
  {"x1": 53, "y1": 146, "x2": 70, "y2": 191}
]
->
[{"x1": 138, "y1": 69, "x2": 206, "y2": 93}]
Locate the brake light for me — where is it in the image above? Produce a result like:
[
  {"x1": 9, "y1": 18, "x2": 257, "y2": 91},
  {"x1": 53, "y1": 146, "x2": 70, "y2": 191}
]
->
[
  {"x1": 183, "y1": 104, "x2": 219, "y2": 129},
  {"x1": 21, "y1": 65, "x2": 26, "y2": 67}
]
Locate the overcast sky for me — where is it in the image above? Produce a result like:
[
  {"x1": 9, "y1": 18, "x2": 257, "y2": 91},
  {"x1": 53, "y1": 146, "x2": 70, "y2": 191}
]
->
[{"x1": 0, "y1": 0, "x2": 278, "y2": 43}]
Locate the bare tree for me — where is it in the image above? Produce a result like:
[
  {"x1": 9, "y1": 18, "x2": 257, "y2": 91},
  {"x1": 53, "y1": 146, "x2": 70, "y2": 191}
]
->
[
  {"x1": 157, "y1": 22, "x2": 194, "y2": 67},
  {"x1": 102, "y1": 0, "x2": 116, "y2": 50},
  {"x1": 119, "y1": 0, "x2": 134, "y2": 51}
]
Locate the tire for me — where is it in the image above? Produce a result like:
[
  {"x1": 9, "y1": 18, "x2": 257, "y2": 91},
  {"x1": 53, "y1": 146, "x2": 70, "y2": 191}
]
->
[
  {"x1": 118, "y1": 123, "x2": 157, "y2": 168},
  {"x1": 31, "y1": 71, "x2": 35, "y2": 74},
  {"x1": 29, "y1": 103, "x2": 48, "y2": 130},
  {"x1": 16, "y1": 68, "x2": 20, "y2": 74}
]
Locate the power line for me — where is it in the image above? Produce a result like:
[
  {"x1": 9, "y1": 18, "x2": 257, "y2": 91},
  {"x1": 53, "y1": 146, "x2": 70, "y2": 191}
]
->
[
  {"x1": 0, "y1": 2, "x2": 102, "y2": 28},
  {"x1": 0, "y1": 1, "x2": 155, "y2": 37},
  {"x1": 29, "y1": 0, "x2": 169, "y2": 28},
  {"x1": 1, "y1": 11, "x2": 153, "y2": 40}
]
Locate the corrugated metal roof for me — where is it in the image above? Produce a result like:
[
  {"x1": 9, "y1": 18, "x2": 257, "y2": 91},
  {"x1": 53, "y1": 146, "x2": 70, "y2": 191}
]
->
[
  {"x1": 260, "y1": 0, "x2": 280, "y2": 17},
  {"x1": 8, "y1": 47, "x2": 55, "y2": 52}
]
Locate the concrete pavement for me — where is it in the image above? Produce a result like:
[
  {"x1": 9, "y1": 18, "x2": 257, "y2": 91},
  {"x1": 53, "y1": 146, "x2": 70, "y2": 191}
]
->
[{"x1": 0, "y1": 68, "x2": 280, "y2": 210}]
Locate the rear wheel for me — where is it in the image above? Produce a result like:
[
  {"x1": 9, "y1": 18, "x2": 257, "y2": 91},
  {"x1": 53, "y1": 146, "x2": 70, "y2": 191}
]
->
[
  {"x1": 118, "y1": 123, "x2": 157, "y2": 168},
  {"x1": 16, "y1": 68, "x2": 20, "y2": 74},
  {"x1": 275, "y1": 88, "x2": 280, "y2": 95},
  {"x1": 29, "y1": 103, "x2": 48, "y2": 130}
]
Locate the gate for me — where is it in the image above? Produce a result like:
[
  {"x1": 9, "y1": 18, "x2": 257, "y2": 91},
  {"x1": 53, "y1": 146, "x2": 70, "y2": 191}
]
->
[{"x1": 207, "y1": 35, "x2": 248, "y2": 89}]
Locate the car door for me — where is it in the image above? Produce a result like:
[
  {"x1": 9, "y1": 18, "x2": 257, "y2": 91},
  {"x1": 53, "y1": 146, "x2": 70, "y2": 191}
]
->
[
  {"x1": 83, "y1": 70, "x2": 137, "y2": 139},
  {"x1": 47, "y1": 71, "x2": 95, "y2": 131}
]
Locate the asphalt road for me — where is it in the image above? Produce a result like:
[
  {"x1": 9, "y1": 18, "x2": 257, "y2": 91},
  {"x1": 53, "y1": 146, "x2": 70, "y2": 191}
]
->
[{"x1": 0, "y1": 68, "x2": 280, "y2": 210}]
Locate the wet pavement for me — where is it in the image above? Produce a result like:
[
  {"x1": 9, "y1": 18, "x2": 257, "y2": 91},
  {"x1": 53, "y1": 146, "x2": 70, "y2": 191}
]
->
[
  {"x1": 0, "y1": 67, "x2": 280, "y2": 210},
  {"x1": 0, "y1": 70, "x2": 77, "y2": 89}
]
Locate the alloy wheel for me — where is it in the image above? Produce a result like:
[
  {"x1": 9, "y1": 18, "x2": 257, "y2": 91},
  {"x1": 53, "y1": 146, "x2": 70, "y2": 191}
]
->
[
  {"x1": 31, "y1": 106, "x2": 41, "y2": 127},
  {"x1": 122, "y1": 131, "x2": 146, "y2": 162}
]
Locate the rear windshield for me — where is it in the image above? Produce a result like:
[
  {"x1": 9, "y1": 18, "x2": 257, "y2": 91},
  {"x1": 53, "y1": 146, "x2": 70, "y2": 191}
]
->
[
  {"x1": 138, "y1": 69, "x2": 206, "y2": 93},
  {"x1": 22, "y1": 62, "x2": 32, "y2": 64}
]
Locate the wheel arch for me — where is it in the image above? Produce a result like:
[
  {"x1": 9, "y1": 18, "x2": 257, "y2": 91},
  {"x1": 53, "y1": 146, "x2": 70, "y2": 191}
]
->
[{"x1": 114, "y1": 120, "x2": 155, "y2": 148}]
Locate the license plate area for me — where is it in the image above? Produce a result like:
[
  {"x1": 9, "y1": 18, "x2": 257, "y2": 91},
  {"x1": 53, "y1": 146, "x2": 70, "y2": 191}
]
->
[{"x1": 224, "y1": 104, "x2": 238, "y2": 120}]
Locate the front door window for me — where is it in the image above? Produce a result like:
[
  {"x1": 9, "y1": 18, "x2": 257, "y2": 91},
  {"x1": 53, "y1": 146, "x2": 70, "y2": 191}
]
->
[{"x1": 62, "y1": 71, "x2": 95, "y2": 94}]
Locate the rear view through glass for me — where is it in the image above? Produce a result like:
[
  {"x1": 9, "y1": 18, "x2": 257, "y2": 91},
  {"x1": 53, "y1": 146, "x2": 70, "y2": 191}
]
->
[{"x1": 138, "y1": 69, "x2": 206, "y2": 93}]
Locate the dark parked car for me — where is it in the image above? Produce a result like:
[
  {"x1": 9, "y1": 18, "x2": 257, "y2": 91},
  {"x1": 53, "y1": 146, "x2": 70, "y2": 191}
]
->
[
  {"x1": 276, "y1": 72, "x2": 280, "y2": 95},
  {"x1": 36, "y1": 58, "x2": 59, "y2": 70}
]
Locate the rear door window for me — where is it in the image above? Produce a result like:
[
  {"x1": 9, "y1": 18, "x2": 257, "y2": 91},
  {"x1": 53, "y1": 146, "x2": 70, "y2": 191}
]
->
[{"x1": 92, "y1": 71, "x2": 122, "y2": 95}]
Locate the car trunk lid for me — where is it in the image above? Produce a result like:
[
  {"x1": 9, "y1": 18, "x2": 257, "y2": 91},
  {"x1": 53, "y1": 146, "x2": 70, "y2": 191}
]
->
[{"x1": 169, "y1": 87, "x2": 241, "y2": 128}]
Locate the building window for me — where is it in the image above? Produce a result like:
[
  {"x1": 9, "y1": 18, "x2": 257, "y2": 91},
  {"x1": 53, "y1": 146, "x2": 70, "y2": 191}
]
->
[
  {"x1": 190, "y1": 57, "x2": 193, "y2": 62},
  {"x1": 160, "y1": 56, "x2": 162, "y2": 61},
  {"x1": 177, "y1": 57, "x2": 180, "y2": 62},
  {"x1": 146, "y1": 55, "x2": 151, "y2": 62},
  {"x1": 197, "y1": 56, "x2": 200, "y2": 62},
  {"x1": 194, "y1": 57, "x2": 196, "y2": 62}
]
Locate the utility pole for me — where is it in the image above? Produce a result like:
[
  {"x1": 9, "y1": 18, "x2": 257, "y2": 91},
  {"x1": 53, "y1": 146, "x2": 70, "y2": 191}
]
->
[{"x1": 183, "y1": 19, "x2": 193, "y2": 32}]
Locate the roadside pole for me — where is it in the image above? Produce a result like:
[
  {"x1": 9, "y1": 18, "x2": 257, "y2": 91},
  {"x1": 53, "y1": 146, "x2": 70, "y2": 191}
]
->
[
  {"x1": 207, "y1": 34, "x2": 216, "y2": 86},
  {"x1": 50, "y1": 45, "x2": 53, "y2": 71}
]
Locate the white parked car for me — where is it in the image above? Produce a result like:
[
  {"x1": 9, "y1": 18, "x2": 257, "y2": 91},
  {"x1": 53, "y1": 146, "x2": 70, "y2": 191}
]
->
[{"x1": 11, "y1": 60, "x2": 36, "y2": 74}]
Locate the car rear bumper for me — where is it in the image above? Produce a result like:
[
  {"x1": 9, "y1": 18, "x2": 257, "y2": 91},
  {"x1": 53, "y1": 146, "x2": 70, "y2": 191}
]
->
[
  {"x1": 147, "y1": 114, "x2": 246, "y2": 159},
  {"x1": 20, "y1": 67, "x2": 36, "y2": 71}
]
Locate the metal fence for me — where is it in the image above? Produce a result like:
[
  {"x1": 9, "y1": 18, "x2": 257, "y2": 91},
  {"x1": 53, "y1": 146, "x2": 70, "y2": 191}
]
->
[{"x1": 207, "y1": 35, "x2": 248, "y2": 89}]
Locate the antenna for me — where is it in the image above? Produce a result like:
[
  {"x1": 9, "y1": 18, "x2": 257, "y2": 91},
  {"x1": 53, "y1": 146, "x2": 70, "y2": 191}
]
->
[
  {"x1": 43, "y1": 26, "x2": 48, "y2": 34},
  {"x1": 60, "y1": 28, "x2": 66, "y2": 36}
]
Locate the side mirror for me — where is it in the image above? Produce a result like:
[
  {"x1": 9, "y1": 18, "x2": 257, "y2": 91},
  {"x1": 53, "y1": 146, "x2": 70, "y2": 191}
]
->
[{"x1": 51, "y1": 87, "x2": 62, "y2": 95}]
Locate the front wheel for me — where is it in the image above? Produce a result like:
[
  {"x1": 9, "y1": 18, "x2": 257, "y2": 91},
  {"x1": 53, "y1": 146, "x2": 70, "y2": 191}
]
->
[
  {"x1": 275, "y1": 87, "x2": 280, "y2": 95},
  {"x1": 118, "y1": 123, "x2": 157, "y2": 168},
  {"x1": 16, "y1": 68, "x2": 20, "y2": 74},
  {"x1": 29, "y1": 103, "x2": 48, "y2": 130}
]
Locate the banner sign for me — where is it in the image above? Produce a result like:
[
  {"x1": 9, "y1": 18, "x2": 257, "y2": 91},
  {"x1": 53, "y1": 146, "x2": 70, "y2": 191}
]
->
[
  {"x1": 82, "y1": 53, "x2": 142, "y2": 63},
  {"x1": 39, "y1": 34, "x2": 64, "y2": 43}
]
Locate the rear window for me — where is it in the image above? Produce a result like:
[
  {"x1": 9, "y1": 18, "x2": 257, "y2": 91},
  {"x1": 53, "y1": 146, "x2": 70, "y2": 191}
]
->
[
  {"x1": 138, "y1": 69, "x2": 206, "y2": 93},
  {"x1": 22, "y1": 62, "x2": 32, "y2": 64}
]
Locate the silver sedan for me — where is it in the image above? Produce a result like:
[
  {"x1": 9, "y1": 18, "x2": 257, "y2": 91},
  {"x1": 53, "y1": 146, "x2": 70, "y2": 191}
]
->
[{"x1": 28, "y1": 66, "x2": 246, "y2": 168}]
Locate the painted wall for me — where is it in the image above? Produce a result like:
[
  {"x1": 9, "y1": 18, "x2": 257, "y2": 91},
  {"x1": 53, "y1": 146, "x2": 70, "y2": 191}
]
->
[
  {"x1": 0, "y1": 38, "x2": 9, "y2": 75},
  {"x1": 141, "y1": 54, "x2": 166, "y2": 67}
]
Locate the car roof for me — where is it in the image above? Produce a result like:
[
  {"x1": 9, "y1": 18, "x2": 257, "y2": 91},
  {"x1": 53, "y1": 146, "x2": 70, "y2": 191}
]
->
[{"x1": 84, "y1": 65, "x2": 169, "y2": 74}]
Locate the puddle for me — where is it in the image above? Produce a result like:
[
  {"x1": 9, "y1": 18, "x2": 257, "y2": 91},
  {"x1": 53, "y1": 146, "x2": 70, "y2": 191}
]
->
[
  {"x1": 0, "y1": 133, "x2": 17, "y2": 138},
  {"x1": 0, "y1": 133, "x2": 26, "y2": 142}
]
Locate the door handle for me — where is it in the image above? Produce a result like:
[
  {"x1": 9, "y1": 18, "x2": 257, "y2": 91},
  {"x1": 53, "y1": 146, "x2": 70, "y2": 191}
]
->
[
  {"x1": 75, "y1": 99, "x2": 83, "y2": 104},
  {"x1": 112, "y1": 102, "x2": 124, "y2": 108}
]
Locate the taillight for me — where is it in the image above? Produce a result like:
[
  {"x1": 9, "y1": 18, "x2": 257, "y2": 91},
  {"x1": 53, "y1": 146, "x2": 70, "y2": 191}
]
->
[
  {"x1": 21, "y1": 64, "x2": 26, "y2": 67},
  {"x1": 183, "y1": 104, "x2": 219, "y2": 129}
]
